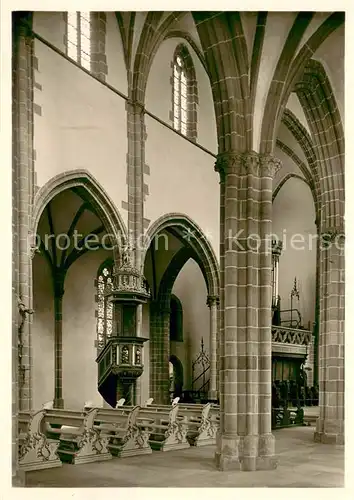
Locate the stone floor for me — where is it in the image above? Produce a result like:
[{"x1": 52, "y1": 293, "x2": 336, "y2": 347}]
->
[{"x1": 24, "y1": 426, "x2": 344, "y2": 488}]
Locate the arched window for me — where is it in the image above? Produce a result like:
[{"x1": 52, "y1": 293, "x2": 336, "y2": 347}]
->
[
  {"x1": 66, "y1": 12, "x2": 91, "y2": 70},
  {"x1": 96, "y1": 260, "x2": 114, "y2": 352},
  {"x1": 171, "y1": 45, "x2": 198, "y2": 141},
  {"x1": 169, "y1": 294, "x2": 183, "y2": 342}
]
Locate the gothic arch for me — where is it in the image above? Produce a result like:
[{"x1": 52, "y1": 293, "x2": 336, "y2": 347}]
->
[
  {"x1": 31, "y1": 169, "x2": 128, "y2": 262},
  {"x1": 192, "y1": 12, "x2": 250, "y2": 152},
  {"x1": 143, "y1": 213, "x2": 220, "y2": 297},
  {"x1": 259, "y1": 12, "x2": 344, "y2": 155},
  {"x1": 132, "y1": 12, "x2": 185, "y2": 103},
  {"x1": 272, "y1": 173, "x2": 311, "y2": 203},
  {"x1": 275, "y1": 139, "x2": 318, "y2": 210},
  {"x1": 164, "y1": 30, "x2": 208, "y2": 75},
  {"x1": 295, "y1": 59, "x2": 344, "y2": 228},
  {"x1": 281, "y1": 109, "x2": 321, "y2": 218}
]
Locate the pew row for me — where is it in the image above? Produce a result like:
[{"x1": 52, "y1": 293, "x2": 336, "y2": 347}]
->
[
  {"x1": 18, "y1": 410, "x2": 62, "y2": 472},
  {"x1": 43, "y1": 408, "x2": 112, "y2": 465},
  {"x1": 92, "y1": 406, "x2": 152, "y2": 457},
  {"x1": 137, "y1": 405, "x2": 190, "y2": 451},
  {"x1": 149, "y1": 403, "x2": 219, "y2": 447}
]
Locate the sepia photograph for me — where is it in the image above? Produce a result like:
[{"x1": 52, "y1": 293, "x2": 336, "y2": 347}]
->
[{"x1": 4, "y1": 1, "x2": 347, "y2": 490}]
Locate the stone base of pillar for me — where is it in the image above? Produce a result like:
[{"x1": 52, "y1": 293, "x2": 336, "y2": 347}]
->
[
  {"x1": 314, "y1": 418, "x2": 344, "y2": 445},
  {"x1": 53, "y1": 398, "x2": 64, "y2": 409},
  {"x1": 208, "y1": 389, "x2": 218, "y2": 401},
  {"x1": 215, "y1": 432, "x2": 278, "y2": 471},
  {"x1": 12, "y1": 468, "x2": 26, "y2": 486}
]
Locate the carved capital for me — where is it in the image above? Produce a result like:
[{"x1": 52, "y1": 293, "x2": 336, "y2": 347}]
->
[
  {"x1": 215, "y1": 151, "x2": 243, "y2": 180},
  {"x1": 215, "y1": 151, "x2": 281, "y2": 180},
  {"x1": 259, "y1": 154, "x2": 282, "y2": 178},
  {"x1": 207, "y1": 295, "x2": 220, "y2": 307},
  {"x1": 243, "y1": 151, "x2": 260, "y2": 176}
]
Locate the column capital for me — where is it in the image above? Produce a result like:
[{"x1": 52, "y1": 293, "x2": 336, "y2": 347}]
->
[
  {"x1": 259, "y1": 154, "x2": 282, "y2": 178},
  {"x1": 215, "y1": 151, "x2": 281, "y2": 180},
  {"x1": 126, "y1": 99, "x2": 145, "y2": 115},
  {"x1": 215, "y1": 151, "x2": 243, "y2": 180},
  {"x1": 207, "y1": 295, "x2": 220, "y2": 307}
]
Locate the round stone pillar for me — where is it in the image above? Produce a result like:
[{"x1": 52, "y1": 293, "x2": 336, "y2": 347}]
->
[
  {"x1": 207, "y1": 295, "x2": 219, "y2": 401},
  {"x1": 214, "y1": 151, "x2": 280, "y2": 471},
  {"x1": 314, "y1": 227, "x2": 344, "y2": 445},
  {"x1": 12, "y1": 12, "x2": 34, "y2": 486}
]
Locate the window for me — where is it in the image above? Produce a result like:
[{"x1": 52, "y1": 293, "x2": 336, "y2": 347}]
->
[
  {"x1": 171, "y1": 45, "x2": 198, "y2": 140},
  {"x1": 66, "y1": 12, "x2": 91, "y2": 70},
  {"x1": 173, "y1": 55, "x2": 188, "y2": 135},
  {"x1": 96, "y1": 261, "x2": 113, "y2": 352}
]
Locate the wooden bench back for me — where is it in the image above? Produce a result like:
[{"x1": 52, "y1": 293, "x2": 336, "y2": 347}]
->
[
  {"x1": 138, "y1": 404, "x2": 178, "y2": 424},
  {"x1": 19, "y1": 410, "x2": 46, "y2": 435},
  {"x1": 178, "y1": 403, "x2": 211, "y2": 419},
  {"x1": 42, "y1": 408, "x2": 98, "y2": 431},
  {"x1": 94, "y1": 406, "x2": 140, "y2": 428}
]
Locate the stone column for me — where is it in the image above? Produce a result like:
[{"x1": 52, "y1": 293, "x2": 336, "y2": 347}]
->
[
  {"x1": 12, "y1": 11, "x2": 34, "y2": 486},
  {"x1": 53, "y1": 271, "x2": 65, "y2": 408},
  {"x1": 215, "y1": 151, "x2": 280, "y2": 472},
  {"x1": 13, "y1": 12, "x2": 34, "y2": 412},
  {"x1": 314, "y1": 227, "x2": 344, "y2": 444},
  {"x1": 207, "y1": 295, "x2": 219, "y2": 400},
  {"x1": 135, "y1": 304, "x2": 143, "y2": 404},
  {"x1": 149, "y1": 302, "x2": 170, "y2": 405},
  {"x1": 126, "y1": 100, "x2": 145, "y2": 271}
]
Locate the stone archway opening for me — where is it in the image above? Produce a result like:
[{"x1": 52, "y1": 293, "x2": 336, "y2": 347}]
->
[{"x1": 32, "y1": 184, "x2": 124, "y2": 410}]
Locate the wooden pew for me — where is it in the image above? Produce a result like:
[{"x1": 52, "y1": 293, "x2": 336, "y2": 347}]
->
[
  {"x1": 91, "y1": 405, "x2": 152, "y2": 457},
  {"x1": 148, "y1": 402, "x2": 218, "y2": 446},
  {"x1": 137, "y1": 404, "x2": 189, "y2": 451},
  {"x1": 18, "y1": 409, "x2": 62, "y2": 471},
  {"x1": 209, "y1": 404, "x2": 220, "y2": 436},
  {"x1": 177, "y1": 403, "x2": 217, "y2": 446},
  {"x1": 42, "y1": 408, "x2": 112, "y2": 464}
]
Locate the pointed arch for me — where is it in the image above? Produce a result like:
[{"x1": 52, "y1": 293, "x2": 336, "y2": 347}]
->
[
  {"x1": 192, "y1": 12, "x2": 250, "y2": 152},
  {"x1": 273, "y1": 173, "x2": 311, "y2": 202},
  {"x1": 143, "y1": 213, "x2": 220, "y2": 297},
  {"x1": 132, "y1": 12, "x2": 185, "y2": 103},
  {"x1": 32, "y1": 169, "x2": 128, "y2": 262},
  {"x1": 259, "y1": 12, "x2": 344, "y2": 154},
  {"x1": 259, "y1": 12, "x2": 314, "y2": 154},
  {"x1": 295, "y1": 59, "x2": 344, "y2": 228}
]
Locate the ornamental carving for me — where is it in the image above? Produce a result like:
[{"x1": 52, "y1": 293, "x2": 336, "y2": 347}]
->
[
  {"x1": 215, "y1": 151, "x2": 281, "y2": 179},
  {"x1": 272, "y1": 326, "x2": 312, "y2": 345},
  {"x1": 206, "y1": 295, "x2": 220, "y2": 307},
  {"x1": 259, "y1": 154, "x2": 282, "y2": 178}
]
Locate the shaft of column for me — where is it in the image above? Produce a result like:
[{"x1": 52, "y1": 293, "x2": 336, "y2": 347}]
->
[
  {"x1": 126, "y1": 100, "x2": 145, "y2": 271},
  {"x1": 215, "y1": 151, "x2": 280, "y2": 472},
  {"x1": 13, "y1": 13, "x2": 34, "y2": 485},
  {"x1": 314, "y1": 227, "x2": 344, "y2": 445},
  {"x1": 53, "y1": 272, "x2": 65, "y2": 409},
  {"x1": 207, "y1": 295, "x2": 219, "y2": 401},
  {"x1": 135, "y1": 304, "x2": 143, "y2": 404},
  {"x1": 13, "y1": 15, "x2": 34, "y2": 412}
]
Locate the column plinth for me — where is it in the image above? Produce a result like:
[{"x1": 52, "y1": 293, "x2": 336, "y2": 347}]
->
[{"x1": 215, "y1": 433, "x2": 277, "y2": 471}]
